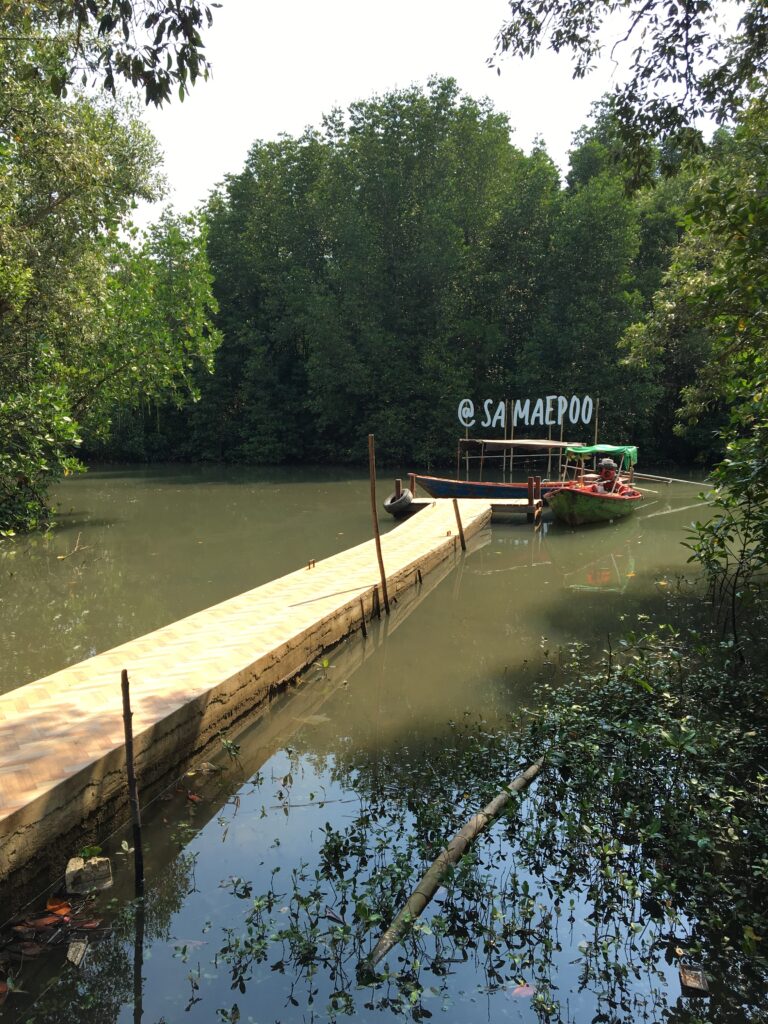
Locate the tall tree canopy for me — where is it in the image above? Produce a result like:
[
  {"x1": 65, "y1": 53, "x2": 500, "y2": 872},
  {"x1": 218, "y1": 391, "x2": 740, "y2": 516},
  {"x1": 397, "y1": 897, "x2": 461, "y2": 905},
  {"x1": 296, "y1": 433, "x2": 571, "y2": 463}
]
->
[
  {"x1": 104, "y1": 79, "x2": 684, "y2": 467},
  {"x1": 0, "y1": 10, "x2": 220, "y2": 533}
]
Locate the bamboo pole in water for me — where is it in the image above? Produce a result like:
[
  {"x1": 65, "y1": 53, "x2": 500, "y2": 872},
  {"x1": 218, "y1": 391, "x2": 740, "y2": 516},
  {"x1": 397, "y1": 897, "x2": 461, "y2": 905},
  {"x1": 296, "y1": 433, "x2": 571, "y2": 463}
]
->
[
  {"x1": 120, "y1": 669, "x2": 145, "y2": 898},
  {"x1": 452, "y1": 498, "x2": 467, "y2": 551},
  {"x1": 633, "y1": 471, "x2": 713, "y2": 487},
  {"x1": 367, "y1": 435, "x2": 390, "y2": 616},
  {"x1": 364, "y1": 760, "x2": 544, "y2": 970}
]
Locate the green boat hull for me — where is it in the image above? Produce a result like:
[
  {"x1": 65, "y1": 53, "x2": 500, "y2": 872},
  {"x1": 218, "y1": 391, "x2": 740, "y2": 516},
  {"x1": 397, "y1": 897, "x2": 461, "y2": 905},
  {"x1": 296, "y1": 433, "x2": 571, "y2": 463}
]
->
[{"x1": 547, "y1": 486, "x2": 642, "y2": 526}]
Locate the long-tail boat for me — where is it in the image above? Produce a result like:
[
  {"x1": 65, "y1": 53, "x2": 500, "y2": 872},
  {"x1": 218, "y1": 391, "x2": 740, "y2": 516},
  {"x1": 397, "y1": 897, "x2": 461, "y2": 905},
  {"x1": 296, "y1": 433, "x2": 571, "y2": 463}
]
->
[
  {"x1": 411, "y1": 437, "x2": 583, "y2": 501},
  {"x1": 546, "y1": 444, "x2": 643, "y2": 526}
]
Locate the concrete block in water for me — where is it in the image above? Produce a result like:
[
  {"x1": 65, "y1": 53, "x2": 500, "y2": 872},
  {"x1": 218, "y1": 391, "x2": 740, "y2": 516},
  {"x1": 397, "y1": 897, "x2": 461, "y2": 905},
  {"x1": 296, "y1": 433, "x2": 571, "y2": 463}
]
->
[{"x1": 65, "y1": 855, "x2": 113, "y2": 893}]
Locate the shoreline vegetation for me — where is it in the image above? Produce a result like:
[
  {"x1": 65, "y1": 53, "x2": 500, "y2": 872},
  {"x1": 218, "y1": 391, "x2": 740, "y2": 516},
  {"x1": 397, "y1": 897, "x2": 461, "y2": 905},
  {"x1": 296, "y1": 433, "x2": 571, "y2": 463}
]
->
[{"x1": 2, "y1": 2, "x2": 767, "y2": 1020}]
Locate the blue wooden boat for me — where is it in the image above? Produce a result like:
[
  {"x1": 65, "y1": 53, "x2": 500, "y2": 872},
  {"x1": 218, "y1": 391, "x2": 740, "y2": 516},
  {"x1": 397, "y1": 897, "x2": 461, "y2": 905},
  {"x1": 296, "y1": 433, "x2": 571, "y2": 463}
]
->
[
  {"x1": 412, "y1": 474, "x2": 560, "y2": 500},
  {"x1": 409, "y1": 438, "x2": 580, "y2": 504},
  {"x1": 387, "y1": 439, "x2": 642, "y2": 524}
]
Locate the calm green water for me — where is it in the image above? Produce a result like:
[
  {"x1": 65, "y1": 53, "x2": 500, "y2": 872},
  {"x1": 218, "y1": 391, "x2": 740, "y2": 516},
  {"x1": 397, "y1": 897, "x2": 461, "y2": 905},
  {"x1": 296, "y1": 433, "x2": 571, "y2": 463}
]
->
[
  {"x1": 0, "y1": 465, "x2": 704, "y2": 695},
  {"x1": 0, "y1": 465, "x2": 714, "y2": 1024}
]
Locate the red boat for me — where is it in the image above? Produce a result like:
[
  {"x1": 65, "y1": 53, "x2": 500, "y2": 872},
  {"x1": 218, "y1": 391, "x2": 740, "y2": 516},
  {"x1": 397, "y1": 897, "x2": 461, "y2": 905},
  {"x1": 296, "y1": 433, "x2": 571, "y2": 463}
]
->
[{"x1": 547, "y1": 445, "x2": 642, "y2": 525}]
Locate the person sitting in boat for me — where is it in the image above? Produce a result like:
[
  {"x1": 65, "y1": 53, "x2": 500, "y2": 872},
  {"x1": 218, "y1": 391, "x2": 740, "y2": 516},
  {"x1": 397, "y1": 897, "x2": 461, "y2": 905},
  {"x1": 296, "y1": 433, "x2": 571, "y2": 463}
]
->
[{"x1": 596, "y1": 458, "x2": 618, "y2": 492}]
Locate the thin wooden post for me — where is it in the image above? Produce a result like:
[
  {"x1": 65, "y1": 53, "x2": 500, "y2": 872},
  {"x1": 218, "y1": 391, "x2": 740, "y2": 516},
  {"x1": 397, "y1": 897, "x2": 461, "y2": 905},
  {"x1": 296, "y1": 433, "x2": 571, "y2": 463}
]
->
[
  {"x1": 594, "y1": 396, "x2": 600, "y2": 445},
  {"x1": 479, "y1": 442, "x2": 485, "y2": 481},
  {"x1": 133, "y1": 897, "x2": 145, "y2": 1024},
  {"x1": 394, "y1": 478, "x2": 402, "y2": 499},
  {"x1": 504, "y1": 399, "x2": 510, "y2": 480},
  {"x1": 527, "y1": 475, "x2": 535, "y2": 523},
  {"x1": 547, "y1": 423, "x2": 552, "y2": 480},
  {"x1": 367, "y1": 435, "x2": 390, "y2": 615},
  {"x1": 408, "y1": 472, "x2": 417, "y2": 496},
  {"x1": 558, "y1": 418, "x2": 565, "y2": 476},
  {"x1": 120, "y1": 669, "x2": 145, "y2": 898},
  {"x1": 452, "y1": 498, "x2": 467, "y2": 552}
]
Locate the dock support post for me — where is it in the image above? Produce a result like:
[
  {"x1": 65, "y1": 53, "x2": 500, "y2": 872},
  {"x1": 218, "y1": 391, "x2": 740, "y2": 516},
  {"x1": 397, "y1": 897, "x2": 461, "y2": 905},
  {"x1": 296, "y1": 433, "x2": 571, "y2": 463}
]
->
[
  {"x1": 452, "y1": 498, "x2": 467, "y2": 552},
  {"x1": 594, "y1": 396, "x2": 600, "y2": 445},
  {"x1": 367, "y1": 434, "x2": 390, "y2": 616},
  {"x1": 120, "y1": 668, "x2": 145, "y2": 898},
  {"x1": 527, "y1": 476, "x2": 535, "y2": 523},
  {"x1": 503, "y1": 398, "x2": 510, "y2": 480},
  {"x1": 408, "y1": 472, "x2": 417, "y2": 496}
]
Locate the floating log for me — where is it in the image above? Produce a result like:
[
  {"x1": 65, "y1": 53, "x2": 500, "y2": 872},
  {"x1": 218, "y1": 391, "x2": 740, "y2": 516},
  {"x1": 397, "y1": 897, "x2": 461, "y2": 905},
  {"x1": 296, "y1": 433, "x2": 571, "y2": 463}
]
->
[{"x1": 364, "y1": 760, "x2": 544, "y2": 970}]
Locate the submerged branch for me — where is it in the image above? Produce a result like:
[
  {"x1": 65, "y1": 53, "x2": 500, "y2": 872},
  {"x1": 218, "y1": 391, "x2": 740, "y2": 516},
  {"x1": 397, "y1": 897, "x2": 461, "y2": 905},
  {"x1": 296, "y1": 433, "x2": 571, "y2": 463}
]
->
[{"x1": 363, "y1": 760, "x2": 544, "y2": 971}]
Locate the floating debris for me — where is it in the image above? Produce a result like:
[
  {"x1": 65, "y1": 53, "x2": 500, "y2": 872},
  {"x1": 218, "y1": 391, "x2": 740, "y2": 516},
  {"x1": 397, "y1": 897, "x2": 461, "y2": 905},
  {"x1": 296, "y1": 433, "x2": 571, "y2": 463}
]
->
[
  {"x1": 511, "y1": 983, "x2": 535, "y2": 997},
  {"x1": 679, "y1": 964, "x2": 709, "y2": 995},
  {"x1": 66, "y1": 938, "x2": 88, "y2": 968}
]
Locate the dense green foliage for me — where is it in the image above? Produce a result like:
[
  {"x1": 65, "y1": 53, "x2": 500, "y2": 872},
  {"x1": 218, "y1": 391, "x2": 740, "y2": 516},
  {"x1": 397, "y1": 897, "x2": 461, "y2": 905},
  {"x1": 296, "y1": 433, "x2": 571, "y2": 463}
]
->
[
  {"x1": 102, "y1": 78, "x2": 695, "y2": 467},
  {"x1": 493, "y1": 1, "x2": 768, "y2": 170},
  {"x1": 625, "y1": 101, "x2": 768, "y2": 637},
  {"x1": 0, "y1": 14, "x2": 220, "y2": 533},
  {"x1": 3, "y1": 0, "x2": 216, "y2": 104}
]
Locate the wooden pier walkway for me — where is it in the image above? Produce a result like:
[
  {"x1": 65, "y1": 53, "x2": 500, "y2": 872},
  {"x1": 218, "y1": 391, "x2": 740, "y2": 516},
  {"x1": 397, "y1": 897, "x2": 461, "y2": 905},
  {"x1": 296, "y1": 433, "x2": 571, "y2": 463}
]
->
[
  {"x1": 401, "y1": 496, "x2": 543, "y2": 521},
  {"x1": 0, "y1": 498, "x2": 493, "y2": 888}
]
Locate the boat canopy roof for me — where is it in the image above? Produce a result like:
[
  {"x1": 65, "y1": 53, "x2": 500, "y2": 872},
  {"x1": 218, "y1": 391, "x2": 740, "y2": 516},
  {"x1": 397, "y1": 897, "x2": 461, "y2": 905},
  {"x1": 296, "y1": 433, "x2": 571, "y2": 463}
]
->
[
  {"x1": 459, "y1": 437, "x2": 583, "y2": 451},
  {"x1": 565, "y1": 444, "x2": 639, "y2": 466}
]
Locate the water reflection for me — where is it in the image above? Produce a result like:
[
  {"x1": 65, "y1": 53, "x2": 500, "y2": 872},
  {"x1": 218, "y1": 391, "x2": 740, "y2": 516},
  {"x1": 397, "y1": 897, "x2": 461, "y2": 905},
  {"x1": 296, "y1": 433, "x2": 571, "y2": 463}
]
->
[{"x1": 0, "y1": 468, "x2": 720, "y2": 1022}]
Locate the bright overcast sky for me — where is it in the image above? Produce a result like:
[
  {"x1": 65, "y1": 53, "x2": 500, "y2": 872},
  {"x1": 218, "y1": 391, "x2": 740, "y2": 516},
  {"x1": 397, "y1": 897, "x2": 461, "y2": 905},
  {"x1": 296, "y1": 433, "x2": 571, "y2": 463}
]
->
[{"x1": 139, "y1": 0, "x2": 629, "y2": 223}]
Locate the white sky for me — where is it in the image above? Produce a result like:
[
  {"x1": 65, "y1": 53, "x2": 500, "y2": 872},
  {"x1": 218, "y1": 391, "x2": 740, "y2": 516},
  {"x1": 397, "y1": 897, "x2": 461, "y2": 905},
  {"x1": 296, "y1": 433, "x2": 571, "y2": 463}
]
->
[{"x1": 137, "y1": 0, "x2": 631, "y2": 224}]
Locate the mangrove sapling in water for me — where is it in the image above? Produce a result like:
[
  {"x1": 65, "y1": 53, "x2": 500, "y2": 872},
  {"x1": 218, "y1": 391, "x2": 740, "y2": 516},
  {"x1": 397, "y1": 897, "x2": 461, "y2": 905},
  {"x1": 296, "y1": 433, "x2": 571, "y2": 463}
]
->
[
  {"x1": 204, "y1": 631, "x2": 768, "y2": 1022},
  {"x1": 10, "y1": 625, "x2": 768, "y2": 1023}
]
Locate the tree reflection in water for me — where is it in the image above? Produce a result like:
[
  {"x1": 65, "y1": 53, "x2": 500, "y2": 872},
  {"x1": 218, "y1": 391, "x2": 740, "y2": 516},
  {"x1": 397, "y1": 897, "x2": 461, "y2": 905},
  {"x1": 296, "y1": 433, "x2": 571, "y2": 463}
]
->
[{"x1": 11, "y1": 635, "x2": 768, "y2": 1024}]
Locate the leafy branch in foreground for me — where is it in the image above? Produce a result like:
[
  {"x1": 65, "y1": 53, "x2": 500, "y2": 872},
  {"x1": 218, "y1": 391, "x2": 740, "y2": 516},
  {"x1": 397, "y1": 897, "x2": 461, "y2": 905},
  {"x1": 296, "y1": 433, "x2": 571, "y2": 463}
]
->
[
  {"x1": 492, "y1": 1, "x2": 768, "y2": 156},
  {"x1": 2, "y1": 1, "x2": 218, "y2": 105}
]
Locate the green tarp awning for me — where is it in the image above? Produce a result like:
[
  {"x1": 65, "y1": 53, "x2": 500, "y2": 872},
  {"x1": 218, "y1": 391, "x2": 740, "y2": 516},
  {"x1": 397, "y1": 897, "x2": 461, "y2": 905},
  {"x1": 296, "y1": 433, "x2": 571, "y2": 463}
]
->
[{"x1": 564, "y1": 444, "x2": 639, "y2": 467}]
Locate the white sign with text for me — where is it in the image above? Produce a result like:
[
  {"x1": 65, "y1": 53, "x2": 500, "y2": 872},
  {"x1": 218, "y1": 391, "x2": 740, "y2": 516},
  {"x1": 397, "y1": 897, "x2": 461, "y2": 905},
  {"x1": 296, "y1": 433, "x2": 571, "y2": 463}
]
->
[{"x1": 458, "y1": 395, "x2": 594, "y2": 429}]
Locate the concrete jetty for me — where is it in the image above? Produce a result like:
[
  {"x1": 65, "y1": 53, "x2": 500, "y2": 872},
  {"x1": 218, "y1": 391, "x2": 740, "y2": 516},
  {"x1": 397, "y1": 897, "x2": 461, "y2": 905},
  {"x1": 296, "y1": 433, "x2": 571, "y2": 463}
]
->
[{"x1": 0, "y1": 498, "x2": 492, "y2": 889}]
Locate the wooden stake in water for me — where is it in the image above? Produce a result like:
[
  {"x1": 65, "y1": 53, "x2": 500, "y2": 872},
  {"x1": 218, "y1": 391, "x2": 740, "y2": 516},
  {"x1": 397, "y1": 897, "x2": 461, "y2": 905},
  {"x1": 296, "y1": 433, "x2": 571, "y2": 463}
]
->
[
  {"x1": 452, "y1": 498, "x2": 467, "y2": 551},
  {"x1": 120, "y1": 669, "x2": 145, "y2": 898},
  {"x1": 367, "y1": 435, "x2": 390, "y2": 615}
]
